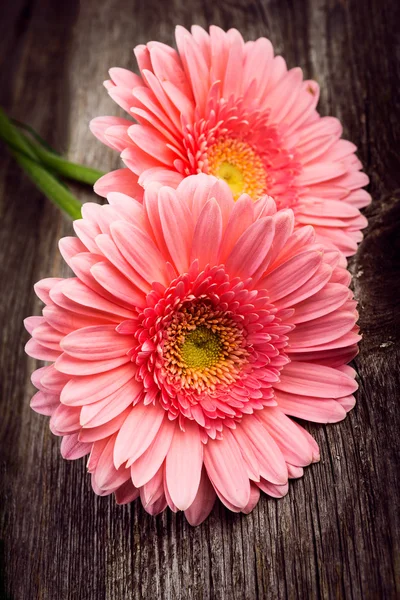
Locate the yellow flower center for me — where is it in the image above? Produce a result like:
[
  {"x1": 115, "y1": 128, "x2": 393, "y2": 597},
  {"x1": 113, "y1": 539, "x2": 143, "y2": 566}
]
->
[
  {"x1": 207, "y1": 138, "x2": 267, "y2": 200},
  {"x1": 163, "y1": 302, "x2": 248, "y2": 393},
  {"x1": 181, "y1": 326, "x2": 223, "y2": 369}
]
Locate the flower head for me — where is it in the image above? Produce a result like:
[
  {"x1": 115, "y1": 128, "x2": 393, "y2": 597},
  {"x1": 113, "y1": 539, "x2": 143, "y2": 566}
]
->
[
  {"x1": 91, "y1": 25, "x2": 370, "y2": 257},
  {"x1": 25, "y1": 175, "x2": 360, "y2": 524}
]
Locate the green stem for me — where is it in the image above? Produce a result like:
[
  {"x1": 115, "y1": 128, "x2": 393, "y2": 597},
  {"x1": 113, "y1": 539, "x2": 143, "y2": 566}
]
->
[
  {"x1": 0, "y1": 107, "x2": 105, "y2": 186},
  {"x1": 0, "y1": 107, "x2": 82, "y2": 218},
  {"x1": 24, "y1": 142, "x2": 105, "y2": 186},
  {"x1": 12, "y1": 119, "x2": 61, "y2": 154},
  {"x1": 11, "y1": 150, "x2": 82, "y2": 219},
  {"x1": 0, "y1": 107, "x2": 38, "y2": 160}
]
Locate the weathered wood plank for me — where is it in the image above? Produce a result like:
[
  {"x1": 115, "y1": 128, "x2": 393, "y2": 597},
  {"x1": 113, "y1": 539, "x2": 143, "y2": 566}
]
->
[{"x1": 0, "y1": 1, "x2": 399, "y2": 599}]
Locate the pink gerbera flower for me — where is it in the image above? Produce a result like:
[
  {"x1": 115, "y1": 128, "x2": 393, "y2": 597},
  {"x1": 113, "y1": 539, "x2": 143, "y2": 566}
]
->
[
  {"x1": 25, "y1": 175, "x2": 359, "y2": 525},
  {"x1": 91, "y1": 25, "x2": 370, "y2": 257}
]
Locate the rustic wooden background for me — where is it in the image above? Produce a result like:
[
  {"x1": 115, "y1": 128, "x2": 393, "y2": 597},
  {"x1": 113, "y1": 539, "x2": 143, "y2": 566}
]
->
[{"x1": 0, "y1": 0, "x2": 399, "y2": 598}]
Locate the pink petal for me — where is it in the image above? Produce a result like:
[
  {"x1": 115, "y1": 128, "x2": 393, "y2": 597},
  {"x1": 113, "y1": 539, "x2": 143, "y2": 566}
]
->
[
  {"x1": 275, "y1": 389, "x2": 347, "y2": 423},
  {"x1": 59, "y1": 279, "x2": 136, "y2": 320},
  {"x1": 345, "y1": 189, "x2": 371, "y2": 208},
  {"x1": 267, "y1": 67, "x2": 303, "y2": 123},
  {"x1": 184, "y1": 467, "x2": 217, "y2": 526},
  {"x1": 31, "y1": 322, "x2": 62, "y2": 349},
  {"x1": 25, "y1": 338, "x2": 61, "y2": 362},
  {"x1": 39, "y1": 364, "x2": 69, "y2": 392},
  {"x1": 287, "y1": 464, "x2": 304, "y2": 479},
  {"x1": 240, "y1": 416, "x2": 288, "y2": 485},
  {"x1": 191, "y1": 198, "x2": 223, "y2": 268},
  {"x1": 140, "y1": 464, "x2": 165, "y2": 507},
  {"x1": 110, "y1": 221, "x2": 170, "y2": 286},
  {"x1": 288, "y1": 310, "x2": 357, "y2": 348},
  {"x1": 226, "y1": 217, "x2": 275, "y2": 279},
  {"x1": 297, "y1": 162, "x2": 347, "y2": 186},
  {"x1": 79, "y1": 377, "x2": 142, "y2": 427},
  {"x1": 261, "y1": 249, "x2": 323, "y2": 303},
  {"x1": 273, "y1": 262, "x2": 332, "y2": 310},
  {"x1": 242, "y1": 484, "x2": 261, "y2": 514},
  {"x1": 59, "y1": 236, "x2": 87, "y2": 264},
  {"x1": 113, "y1": 403, "x2": 165, "y2": 469},
  {"x1": 95, "y1": 233, "x2": 151, "y2": 295},
  {"x1": 106, "y1": 192, "x2": 145, "y2": 223},
  {"x1": 142, "y1": 494, "x2": 168, "y2": 516},
  {"x1": 122, "y1": 144, "x2": 161, "y2": 173},
  {"x1": 115, "y1": 479, "x2": 140, "y2": 505},
  {"x1": 95, "y1": 435, "x2": 131, "y2": 491},
  {"x1": 60, "y1": 325, "x2": 133, "y2": 360},
  {"x1": 274, "y1": 361, "x2": 358, "y2": 398},
  {"x1": 109, "y1": 67, "x2": 144, "y2": 88},
  {"x1": 231, "y1": 425, "x2": 260, "y2": 481},
  {"x1": 149, "y1": 45, "x2": 193, "y2": 99},
  {"x1": 24, "y1": 316, "x2": 44, "y2": 335},
  {"x1": 219, "y1": 194, "x2": 254, "y2": 263},
  {"x1": 336, "y1": 395, "x2": 356, "y2": 411},
  {"x1": 165, "y1": 420, "x2": 203, "y2": 511},
  {"x1": 34, "y1": 277, "x2": 64, "y2": 304},
  {"x1": 178, "y1": 31, "x2": 209, "y2": 114},
  {"x1": 293, "y1": 423, "x2": 320, "y2": 462},
  {"x1": 50, "y1": 404, "x2": 81, "y2": 435},
  {"x1": 131, "y1": 86, "x2": 183, "y2": 136},
  {"x1": 290, "y1": 283, "x2": 349, "y2": 323},
  {"x1": 128, "y1": 124, "x2": 176, "y2": 165},
  {"x1": 257, "y1": 478, "x2": 289, "y2": 498},
  {"x1": 222, "y1": 29, "x2": 245, "y2": 98},
  {"x1": 61, "y1": 363, "x2": 136, "y2": 406},
  {"x1": 130, "y1": 418, "x2": 175, "y2": 486},
  {"x1": 94, "y1": 169, "x2": 144, "y2": 200},
  {"x1": 79, "y1": 408, "x2": 131, "y2": 443},
  {"x1": 204, "y1": 429, "x2": 250, "y2": 509},
  {"x1": 43, "y1": 305, "x2": 113, "y2": 335},
  {"x1": 90, "y1": 116, "x2": 133, "y2": 148},
  {"x1": 60, "y1": 433, "x2": 92, "y2": 460},
  {"x1": 138, "y1": 167, "x2": 183, "y2": 188},
  {"x1": 90, "y1": 261, "x2": 146, "y2": 309},
  {"x1": 55, "y1": 353, "x2": 130, "y2": 376},
  {"x1": 91, "y1": 474, "x2": 115, "y2": 497},
  {"x1": 104, "y1": 125, "x2": 134, "y2": 151},
  {"x1": 257, "y1": 408, "x2": 314, "y2": 467},
  {"x1": 31, "y1": 366, "x2": 51, "y2": 391},
  {"x1": 158, "y1": 186, "x2": 194, "y2": 273},
  {"x1": 87, "y1": 437, "x2": 109, "y2": 472},
  {"x1": 30, "y1": 391, "x2": 60, "y2": 416},
  {"x1": 264, "y1": 209, "x2": 295, "y2": 267}
]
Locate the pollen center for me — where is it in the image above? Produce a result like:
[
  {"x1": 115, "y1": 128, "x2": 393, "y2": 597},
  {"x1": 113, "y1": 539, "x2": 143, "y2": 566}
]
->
[
  {"x1": 181, "y1": 326, "x2": 222, "y2": 369},
  {"x1": 207, "y1": 137, "x2": 267, "y2": 200},
  {"x1": 162, "y1": 300, "x2": 249, "y2": 393}
]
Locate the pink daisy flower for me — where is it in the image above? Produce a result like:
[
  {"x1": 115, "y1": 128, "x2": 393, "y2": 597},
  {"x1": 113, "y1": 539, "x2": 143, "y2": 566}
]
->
[
  {"x1": 25, "y1": 175, "x2": 359, "y2": 525},
  {"x1": 90, "y1": 25, "x2": 370, "y2": 257}
]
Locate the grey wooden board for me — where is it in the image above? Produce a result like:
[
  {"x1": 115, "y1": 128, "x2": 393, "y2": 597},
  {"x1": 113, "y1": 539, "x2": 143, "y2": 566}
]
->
[{"x1": 0, "y1": 0, "x2": 399, "y2": 598}]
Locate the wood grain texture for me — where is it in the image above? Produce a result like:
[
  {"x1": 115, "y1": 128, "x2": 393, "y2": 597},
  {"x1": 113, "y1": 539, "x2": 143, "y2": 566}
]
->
[{"x1": 0, "y1": 0, "x2": 399, "y2": 598}]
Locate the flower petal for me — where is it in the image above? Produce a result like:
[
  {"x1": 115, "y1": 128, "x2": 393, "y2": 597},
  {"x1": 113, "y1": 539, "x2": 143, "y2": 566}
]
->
[
  {"x1": 204, "y1": 429, "x2": 250, "y2": 509},
  {"x1": 113, "y1": 403, "x2": 165, "y2": 469},
  {"x1": 165, "y1": 420, "x2": 203, "y2": 511},
  {"x1": 274, "y1": 361, "x2": 358, "y2": 398},
  {"x1": 184, "y1": 467, "x2": 217, "y2": 526}
]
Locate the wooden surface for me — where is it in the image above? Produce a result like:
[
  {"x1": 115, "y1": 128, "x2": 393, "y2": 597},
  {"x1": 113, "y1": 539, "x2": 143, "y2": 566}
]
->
[{"x1": 0, "y1": 1, "x2": 399, "y2": 598}]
